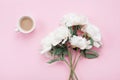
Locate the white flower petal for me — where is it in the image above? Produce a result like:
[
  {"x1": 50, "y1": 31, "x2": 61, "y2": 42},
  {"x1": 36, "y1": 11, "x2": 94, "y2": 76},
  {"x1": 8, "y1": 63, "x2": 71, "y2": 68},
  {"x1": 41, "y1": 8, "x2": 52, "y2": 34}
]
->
[
  {"x1": 86, "y1": 45, "x2": 92, "y2": 49},
  {"x1": 60, "y1": 13, "x2": 88, "y2": 27},
  {"x1": 81, "y1": 23, "x2": 102, "y2": 42},
  {"x1": 70, "y1": 35, "x2": 88, "y2": 50},
  {"x1": 41, "y1": 46, "x2": 52, "y2": 54},
  {"x1": 62, "y1": 38, "x2": 68, "y2": 44},
  {"x1": 40, "y1": 26, "x2": 71, "y2": 54},
  {"x1": 93, "y1": 42, "x2": 101, "y2": 48}
]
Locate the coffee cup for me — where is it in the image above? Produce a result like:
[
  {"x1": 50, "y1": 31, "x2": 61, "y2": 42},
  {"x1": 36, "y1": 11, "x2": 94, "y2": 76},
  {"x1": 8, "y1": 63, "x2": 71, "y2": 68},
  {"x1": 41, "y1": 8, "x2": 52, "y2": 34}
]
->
[{"x1": 15, "y1": 16, "x2": 35, "y2": 33}]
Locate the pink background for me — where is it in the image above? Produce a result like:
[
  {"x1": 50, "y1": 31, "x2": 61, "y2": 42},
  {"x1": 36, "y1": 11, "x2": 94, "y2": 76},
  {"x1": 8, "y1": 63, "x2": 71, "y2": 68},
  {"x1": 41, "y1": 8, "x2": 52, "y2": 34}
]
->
[{"x1": 0, "y1": 0, "x2": 120, "y2": 80}]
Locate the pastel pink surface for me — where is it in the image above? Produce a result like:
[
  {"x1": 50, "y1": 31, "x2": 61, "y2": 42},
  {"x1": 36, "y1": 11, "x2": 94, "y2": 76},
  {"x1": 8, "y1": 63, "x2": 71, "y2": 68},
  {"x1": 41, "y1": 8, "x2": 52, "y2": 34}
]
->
[{"x1": 0, "y1": 0, "x2": 120, "y2": 80}]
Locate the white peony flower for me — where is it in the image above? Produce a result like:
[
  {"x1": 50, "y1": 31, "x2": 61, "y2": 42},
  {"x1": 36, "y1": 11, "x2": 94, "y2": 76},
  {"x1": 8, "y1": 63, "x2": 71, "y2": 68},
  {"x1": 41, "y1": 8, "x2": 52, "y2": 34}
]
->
[
  {"x1": 60, "y1": 13, "x2": 88, "y2": 27},
  {"x1": 41, "y1": 26, "x2": 71, "y2": 54},
  {"x1": 70, "y1": 35, "x2": 92, "y2": 50},
  {"x1": 40, "y1": 33, "x2": 54, "y2": 54},
  {"x1": 52, "y1": 26, "x2": 71, "y2": 46},
  {"x1": 81, "y1": 23, "x2": 102, "y2": 48}
]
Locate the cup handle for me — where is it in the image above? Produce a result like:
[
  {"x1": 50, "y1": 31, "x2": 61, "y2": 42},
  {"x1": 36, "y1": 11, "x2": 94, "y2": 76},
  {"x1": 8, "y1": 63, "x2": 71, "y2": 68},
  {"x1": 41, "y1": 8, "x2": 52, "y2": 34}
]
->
[{"x1": 15, "y1": 28, "x2": 19, "y2": 32}]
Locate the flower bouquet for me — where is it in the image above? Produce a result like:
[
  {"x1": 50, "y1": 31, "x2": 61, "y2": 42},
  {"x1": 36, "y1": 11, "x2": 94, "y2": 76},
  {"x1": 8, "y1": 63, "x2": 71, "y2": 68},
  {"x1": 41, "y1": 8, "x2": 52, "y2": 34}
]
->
[{"x1": 40, "y1": 13, "x2": 102, "y2": 80}]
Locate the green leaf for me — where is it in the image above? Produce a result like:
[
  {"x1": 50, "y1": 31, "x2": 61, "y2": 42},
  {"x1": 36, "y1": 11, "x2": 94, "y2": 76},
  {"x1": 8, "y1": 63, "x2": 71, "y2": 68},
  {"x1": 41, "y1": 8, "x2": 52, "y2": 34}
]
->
[
  {"x1": 51, "y1": 47, "x2": 63, "y2": 55},
  {"x1": 47, "y1": 58, "x2": 60, "y2": 64},
  {"x1": 73, "y1": 26, "x2": 77, "y2": 36},
  {"x1": 50, "y1": 44, "x2": 68, "y2": 56},
  {"x1": 55, "y1": 48, "x2": 63, "y2": 55},
  {"x1": 81, "y1": 49, "x2": 99, "y2": 59},
  {"x1": 68, "y1": 26, "x2": 78, "y2": 36},
  {"x1": 60, "y1": 54, "x2": 64, "y2": 60},
  {"x1": 69, "y1": 27, "x2": 74, "y2": 36},
  {"x1": 90, "y1": 38, "x2": 94, "y2": 45},
  {"x1": 62, "y1": 47, "x2": 68, "y2": 55},
  {"x1": 85, "y1": 50, "x2": 99, "y2": 59},
  {"x1": 85, "y1": 53, "x2": 98, "y2": 59}
]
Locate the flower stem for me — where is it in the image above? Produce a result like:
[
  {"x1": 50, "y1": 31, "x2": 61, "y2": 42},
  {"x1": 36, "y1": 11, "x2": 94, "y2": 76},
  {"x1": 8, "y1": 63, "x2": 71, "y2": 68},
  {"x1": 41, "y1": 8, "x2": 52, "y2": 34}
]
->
[
  {"x1": 68, "y1": 49, "x2": 79, "y2": 80},
  {"x1": 73, "y1": 51, "x2": 78, "y2": 68},
  {"x1": 74, "y1": 53, "x2": 81, "y2": 70},
  {"x1": 68, "y1": 50, "x2": 73, "y2": 80},
  {"x1": 64, "y1": 59, "x2": 78, "y2": 80}
]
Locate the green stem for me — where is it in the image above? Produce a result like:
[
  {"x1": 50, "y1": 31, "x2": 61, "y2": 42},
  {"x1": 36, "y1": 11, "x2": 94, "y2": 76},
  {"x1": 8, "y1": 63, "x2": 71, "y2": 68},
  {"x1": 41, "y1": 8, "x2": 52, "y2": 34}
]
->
[
  {"x1": 73, "y1": 48, "x2": 79, "y2": 68},
  {"x1": 74, "y1": 53, "x2": 81, "y2": 70},
  {"x1": 64, "y1": 59, "x2": 78, "y2": 80},
  {"x1": 68, "y1": 49, "x2": 79, "y2": 80},
  {"x1": 73, "y1": 51, "x2": 78, "y2": 68},
  {"x1": 72, "y1": 55, "x2": 78, "y2": 79},
  {"x1": 68, "y1": 50, "x2": 73, "y2": 80}
]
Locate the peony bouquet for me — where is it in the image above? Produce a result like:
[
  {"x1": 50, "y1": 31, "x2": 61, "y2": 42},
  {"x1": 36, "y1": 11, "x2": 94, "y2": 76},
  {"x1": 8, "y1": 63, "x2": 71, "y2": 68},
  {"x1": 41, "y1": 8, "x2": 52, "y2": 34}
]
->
[{"x1": 40, "y1": 13, "x2": 102, "y2": 80}]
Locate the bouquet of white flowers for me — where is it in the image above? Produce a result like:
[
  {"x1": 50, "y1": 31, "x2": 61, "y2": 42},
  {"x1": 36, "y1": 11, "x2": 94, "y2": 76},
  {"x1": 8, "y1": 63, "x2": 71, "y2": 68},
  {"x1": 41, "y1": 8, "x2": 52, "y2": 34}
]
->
[{"x1": 40, "y1": 13, "x2": 102, "y2": 80}]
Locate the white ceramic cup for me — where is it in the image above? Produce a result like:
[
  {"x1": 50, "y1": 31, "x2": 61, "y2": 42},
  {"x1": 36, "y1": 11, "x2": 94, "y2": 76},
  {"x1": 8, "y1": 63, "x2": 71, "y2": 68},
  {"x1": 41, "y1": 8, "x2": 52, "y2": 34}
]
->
[{"x1": 15, "y1": 16, "x2": 35, "y2": 34}]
